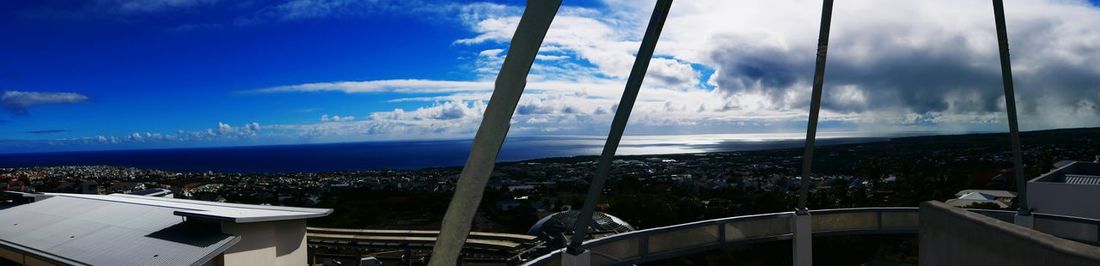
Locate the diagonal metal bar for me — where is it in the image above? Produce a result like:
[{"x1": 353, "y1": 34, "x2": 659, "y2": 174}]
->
[
  {"x1": 566, "y1": 0, "x2": 674, "y2": 255},
  {"x1": 798, "y1": 0, "x2": 835, "y2": 211},
  {"x1": 428, "y1": 1, "x2": 561, "y2": 265},
  {"x1": 992, "y1": 0, "x2": 1028, "y2": 214}
]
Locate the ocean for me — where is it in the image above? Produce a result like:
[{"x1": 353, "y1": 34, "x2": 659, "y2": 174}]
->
[{"x1": 0, "y1": 133, "x2": 889, "y2": 173}]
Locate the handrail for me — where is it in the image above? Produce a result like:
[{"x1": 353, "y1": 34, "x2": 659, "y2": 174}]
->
[
  {"x1": 307, "y1": 227, "x2": 538, "y2": 241},
  {"x1": 523, "y1": 207, "x2": 1100, "y2": 265}
]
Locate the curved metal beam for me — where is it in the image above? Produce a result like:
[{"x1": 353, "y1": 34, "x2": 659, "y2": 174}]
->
[
  {"x1": 798, "y1": 0, "x2": 835, "y2": 210},
  {"x1": 991, "y1": 0, "x2": 1028, "y2": 215},
  {"x1": 429, "y1": 1, "x2": 561, "y2": 265},
  {"x1": 566, "y1": 0, "x2": 674, "y2": 255}
]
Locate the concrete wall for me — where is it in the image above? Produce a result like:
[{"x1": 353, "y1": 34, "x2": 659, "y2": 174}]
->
[
  {"x1": 274, "y1": 220, "x2": 308, "y2": 266},
  {"x1": 1029, "y1": 182, "x2": 1100, "y2": 220},
  {"x1": 919, "y1": 201, "x2": 1100, "y2": 266},
  {"x1": 221, "y1": 220, "x2": 308, "y2": 266}
]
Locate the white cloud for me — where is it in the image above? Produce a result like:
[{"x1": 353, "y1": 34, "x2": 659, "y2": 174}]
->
[
  {"x1": 84, "y1": 121, "x2": 266, "y2": 146},
  {"x1": 2, "y1": 91, "x2": 90, "y2": 115},
  {"x1": 321, "y1": 114, "x2": 355, "y2": 122},
  {"x1": 94, "y1": 0, "x2": 221, "y2": 14},
  {"x1": 249, "y1": 79, "x2": 494, "y2": 94}
]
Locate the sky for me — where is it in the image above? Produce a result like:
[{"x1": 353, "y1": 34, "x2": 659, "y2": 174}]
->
[{"x1": 1, "y1": 0, "x2": 1099, "y2": 153}]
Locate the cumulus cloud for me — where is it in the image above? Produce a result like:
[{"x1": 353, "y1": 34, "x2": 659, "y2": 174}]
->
[
  {"x1": 215, "y1": 122, "x2": 261, "y2": 136},
  {"x1": 321, "y1": 114, "x2": 355, "y2": 122},
  {"x1": 2, "y1": 91, "x2": 90, "y2": 115},
  {"x1": 78, "y1": 121, "x2": 266, "y2": 146},
  {"x1": 271, "y1": 101, "x2": 488, "y2": 138}
]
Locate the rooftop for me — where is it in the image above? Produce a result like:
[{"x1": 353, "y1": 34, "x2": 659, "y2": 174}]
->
[
  {"x1": 0, "y1": 193, "x2": 331, "y2": 266},
  {"x1": 51, "y1": 193, "x2": 331, "y2": 223},
  {"x1": 954, "y1": 189, "x2": 1016, "y2": 199},
  {"x1": 1031, "y1": 161, "x2": 1100, "y2": 185}
]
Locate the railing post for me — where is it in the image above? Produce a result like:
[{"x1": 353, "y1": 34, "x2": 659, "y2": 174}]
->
[
  {"x1": 561, "y1": 250, "x2": 591, "y2": 266},
  {"x1": 718, "y1": 221, "x2": 727, "y2": 243},
  {"x1": 877, "y1": 211, "x2": 883, "y2": 230},
  {"x1": 1095, "y1": 223, "x2": 1100, "y2": 245},
  {"x1": 793, "y1": 212, "x2": 813, "y2": 266},
  {"x1": 1014, "y1": 213, "x2": 1034, "y2": 229}
]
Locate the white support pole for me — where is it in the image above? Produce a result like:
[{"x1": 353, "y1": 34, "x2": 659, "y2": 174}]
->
[
  {"x1": 792, "y1": 212, "x2": 813, "y2": 266},
  {"x1": 992, "y1": 0, "x2": 1030, "y2": 221},
  {"x1": 566, "y1": 0, "x2": 674, "y2": 255},
  {"x1": 428, "y1": 1, "x2": 561, "y2": 265},
  {"x1": 798, "y1": 0, "x2": 835, "y2": 210}
]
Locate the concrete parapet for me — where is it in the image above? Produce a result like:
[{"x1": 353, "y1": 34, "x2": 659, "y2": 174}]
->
[{"x1": 920, "y1": 201, "x2": 1100, "y2": 266}]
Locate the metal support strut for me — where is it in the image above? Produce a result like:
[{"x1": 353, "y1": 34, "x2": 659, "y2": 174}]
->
[
  {"x1": 991, "y1": 0, "x2": 1029, "y2": 217},
  {"x1": 428, "y1": 1, "x2": 561, "y2": 265},
  {"x1": 566, "y1": 0, "x2": 674, "y2": 255},
  {"x1": 798, "y1": 0, "x2": 835, "y2": 211}
]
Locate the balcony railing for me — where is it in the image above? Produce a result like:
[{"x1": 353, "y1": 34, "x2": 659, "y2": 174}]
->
[{"x1": 523, "y1": 207, "x2": 1100, "y2": 265}]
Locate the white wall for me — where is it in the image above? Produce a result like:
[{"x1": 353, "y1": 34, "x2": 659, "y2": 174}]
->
[
  {"x1": 1029, "y1": 182, "x2": 1100, "y2": 220},
  {"x1": 221, "y1": 220, "x2": 308, "y2": 266}
]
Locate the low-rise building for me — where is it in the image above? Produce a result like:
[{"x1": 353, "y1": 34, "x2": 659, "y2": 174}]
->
[
  {"x1": 0, "y1": 192, "x2": 330, "y2": 266},
  {"x1": 946, "y1": 189, "x2": 1017, "y2": 208},
  {"x1": 1028, "y1": 159, "x2": 1100, "y2": 219}
]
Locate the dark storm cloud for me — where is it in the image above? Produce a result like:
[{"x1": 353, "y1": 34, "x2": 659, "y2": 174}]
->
[
  {"x1": 707, "y1": 37, "x2": 811, "y2": 103},
  {"x1": 707, "y1": 23, "x2": 1100, "y2": 124}
]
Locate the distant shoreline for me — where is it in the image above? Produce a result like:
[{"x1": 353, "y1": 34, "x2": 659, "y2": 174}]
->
[{"x1": 0, "y1": 127, "x2": 1095, "y2": 173}]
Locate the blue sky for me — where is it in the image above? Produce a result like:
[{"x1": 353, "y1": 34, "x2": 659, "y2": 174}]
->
[{"x1": 2, "y1": 0, "x2": 1099, "y2": 153}]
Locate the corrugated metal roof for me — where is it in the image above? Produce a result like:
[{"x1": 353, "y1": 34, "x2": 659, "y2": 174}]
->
[
  {"x1": 0, "y1": 195, "x2": 239, "y2": 266},
  {"x1": 1064, "y1": 174, "x2": 1100, "y2": 185}
]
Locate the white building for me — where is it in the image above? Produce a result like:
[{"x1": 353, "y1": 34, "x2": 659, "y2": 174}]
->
[
  {"x1": 1028, "y1": 159, "x2": 1100, "y2": 220},
  {"x1": 0, "y1": 192, "x2": 331, "y2": 266},
  {"x1": 945, "y1": 189, "x2": 1016, "y2": 209}
]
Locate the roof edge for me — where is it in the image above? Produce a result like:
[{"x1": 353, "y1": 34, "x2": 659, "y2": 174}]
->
[
  {"x1": 175, "y1": 209, "x2": 332, "y2": 223},
  {"x1": 0, "y1": 238, "x2": 90, "y2": 266}
]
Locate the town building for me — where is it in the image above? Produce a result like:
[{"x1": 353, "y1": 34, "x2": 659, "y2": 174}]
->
[
  {"x1": 946, "y1": 189, "x2": 1017, "y2": 209},
  {"x1": 1028, "y1": 159, "x2": 1100, "y2": 220},
  {"x1": 0, "y1": 192, "x2": 330, "y2": 266}
]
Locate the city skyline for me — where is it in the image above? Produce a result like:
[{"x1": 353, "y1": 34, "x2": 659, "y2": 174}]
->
[{"x1": 3, "y1": 0, "x2": 1100, "y2": 153}]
